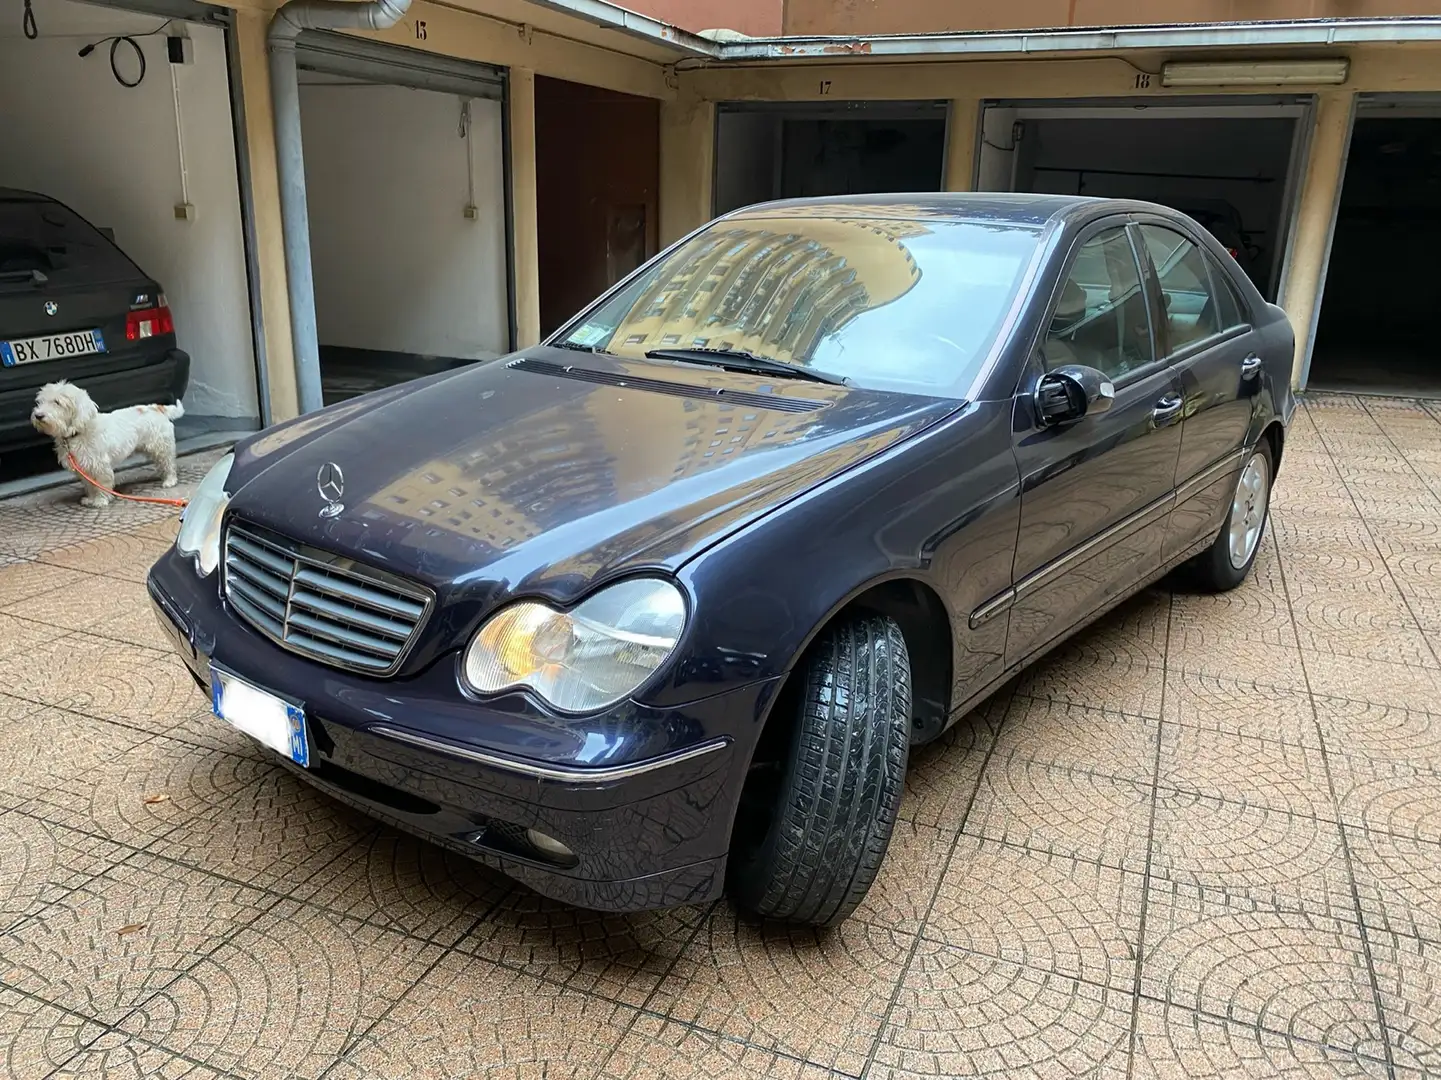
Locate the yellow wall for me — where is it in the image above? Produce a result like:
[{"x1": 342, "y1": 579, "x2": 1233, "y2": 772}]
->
[{"x1": 217, "y1": 0, "x2": 1441, "y2": 409}]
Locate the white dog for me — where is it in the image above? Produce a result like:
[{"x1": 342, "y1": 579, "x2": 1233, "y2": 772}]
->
[{"x1": 31, "y1": 381, "x2": 184, "y2": 507}]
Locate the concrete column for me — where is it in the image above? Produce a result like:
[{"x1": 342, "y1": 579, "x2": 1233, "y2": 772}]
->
[
  {"x1": 232, "y1": 9, "x2": 299, "y2": 422},
  {"x1": 660, "y1": 93, "x2": 716, "y2": 244},
  {"x1": 944, "y1": 99, "x2": 980, "y2": 191},
  {"x1": 1279, "y1": 90, "x2": 1355, "y2": 389},
  {"x1": 509, "y1": 68, "x2": 541, "y2": 348}
]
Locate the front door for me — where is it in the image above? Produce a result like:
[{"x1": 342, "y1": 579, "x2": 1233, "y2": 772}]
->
[
  {"x1": 1135, "y1": 222, "x2": 1263, "y2": 558},
  {"x1": 1006, "y1": 221, "x2": 1184, "y2": 665}
]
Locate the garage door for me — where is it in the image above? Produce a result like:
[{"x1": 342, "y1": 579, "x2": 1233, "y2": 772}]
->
[
  {"x1": 976, "y1": 97, "x2": 1311, "y2": 303},
  {"x1": 291, "y1": 34, "x2": 510, "y2": 402}
]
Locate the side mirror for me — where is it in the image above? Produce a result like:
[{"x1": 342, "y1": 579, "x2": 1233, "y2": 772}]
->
[
  {"x1": 97, "y1": 227, "x2": 115, "y2": 243},
  {"x1": 1035, "y1": 364, "x2": 1116, "y2": 426}
]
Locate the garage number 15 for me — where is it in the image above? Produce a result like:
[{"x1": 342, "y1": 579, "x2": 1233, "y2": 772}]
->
[{"x1": 414, "y1": 19, "x2": 427, "y2": 40}]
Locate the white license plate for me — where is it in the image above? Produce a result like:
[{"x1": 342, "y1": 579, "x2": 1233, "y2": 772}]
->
[
  {"x1": 0, "y1": 328, "x2": 105, "y2": 366},
  {"x1": 210, "y1": 666, "x2": 309, "y2": 767}
]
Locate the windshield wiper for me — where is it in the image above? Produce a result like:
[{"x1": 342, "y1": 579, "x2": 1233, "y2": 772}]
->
[{"x1": 645, "y1": 347, "x2": 847, "y2": 386}]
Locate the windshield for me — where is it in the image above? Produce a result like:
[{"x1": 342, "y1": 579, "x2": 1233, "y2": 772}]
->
[{"x1": 556, "y1": 210, "x2": 1040, "y2": 397}]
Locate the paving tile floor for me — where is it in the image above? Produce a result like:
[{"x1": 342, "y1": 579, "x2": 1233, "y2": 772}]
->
[{"x1": 1, "y1": 393, "x2": 1440, "y2": 1078}]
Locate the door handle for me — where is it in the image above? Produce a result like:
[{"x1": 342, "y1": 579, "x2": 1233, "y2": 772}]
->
[
  {"x1": 1152, "y1": 392, "x2": 1184, "y2": 427},
  {"x1": 1240, "y1": 354, "x2": 1262, "y2": 379}
]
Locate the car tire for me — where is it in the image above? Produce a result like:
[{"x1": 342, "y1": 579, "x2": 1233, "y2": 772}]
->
[
  {"x1": 728, "y1": 613, "x2": 911, "y2": 927},
  {"x1": 1187, "y1": 439, "x2": 1274, "y2": 593}
]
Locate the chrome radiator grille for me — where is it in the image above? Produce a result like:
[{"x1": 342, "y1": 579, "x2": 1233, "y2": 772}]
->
[{"x1": 222, "y1": 521, "x2": 432, "y2": 676}]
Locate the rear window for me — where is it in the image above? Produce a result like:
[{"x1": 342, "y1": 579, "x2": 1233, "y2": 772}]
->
[{"x1": 0, "y1": 197, "x2": 139, "y2": 282}]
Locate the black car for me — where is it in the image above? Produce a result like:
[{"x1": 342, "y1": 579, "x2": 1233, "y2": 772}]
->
[
  {"x1": 0, "y1": 188, "x2": 188, "y2": 452},
  {"x1": 147, "y1": 193, "x2": 1293, "y2": 926}
]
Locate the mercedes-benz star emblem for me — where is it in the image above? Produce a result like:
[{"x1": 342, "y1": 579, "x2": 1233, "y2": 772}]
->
[
  {"x1": 43, "y1": 301, "x2": 58, "y2": 316},
  {"x1": 316, "y1": 462, "x2": 345, "y2": 518}
]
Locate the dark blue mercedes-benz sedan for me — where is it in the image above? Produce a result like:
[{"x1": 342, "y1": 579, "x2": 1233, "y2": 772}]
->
[{"x1": 148, "y1": 194, "x2": 1294, "y2": 926}]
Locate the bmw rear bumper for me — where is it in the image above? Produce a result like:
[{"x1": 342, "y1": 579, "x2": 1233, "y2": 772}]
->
[
  {"x1": 146, "y1": 546, "x2": 775, "y2": 913},
  {"x1": 0, "y1": 347, "x2": 189, "y2": 451}
]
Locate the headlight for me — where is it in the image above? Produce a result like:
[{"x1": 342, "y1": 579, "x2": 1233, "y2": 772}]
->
[
  {"x1": 461, "y1": 578, "x2": 686, "y2": 713},
  {"x1": 175, "y1": 453, "x2": 233, "y2": 577}
]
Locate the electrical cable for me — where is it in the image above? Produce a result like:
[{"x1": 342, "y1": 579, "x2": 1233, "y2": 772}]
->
[
  {"x1": 22, "y1": 0, "x2": 37, "y2": 39},
  {"x1": 77, "y1": 21, "x2": 169, "y2": 88}
]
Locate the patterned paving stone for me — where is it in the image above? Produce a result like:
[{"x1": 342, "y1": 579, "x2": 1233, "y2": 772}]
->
[
  {"x1": 1162, "y1": 670, "x2": 1319, "y2": 746},
  {"x1": 648, "y1": 910, "x2": 911, "y2": 1075},
  {"x1": 0, "y1": 984, "x2": 106, "y2": 1080},
  {"x1": 927, "y1": 836, "x2": 1143, "y2": 991},
  {"x1": 1140, "y1": 896, "x2": 1383, "y2": 1056},
  {"x1": 0, "y1": 559, "x2": 88, "y2": 608},
  {"x1": 0, "y1": 633, "x2": 202, "y2": 728},
  {"x1": 146, "y1": 764, "x2": 379, "y2": 894},
  {"x1": 871, "y1": 943, "x2": 1132, "y2": 1079},
  {"x1": 1130, "y1": 998, "x2": 1390, "y2": 1079},
  {"x1": 963, "y1": 757, "x2": 1154, "y2": 874},
  {"x1": 1158, "y1": 727, "x2": 1336, "y2": 822},
  {"x1": 1013, "y1": 648, "x2": 1166, "y2": 719},
  {"x1": 1329, "y1": 756, "x2": 1441, "y2": 847},
  {"x1": 1314, "y1": 698, "x2": 1441, "y2": 775},
  {"x1": 0, "y1": 612, "x2": 70, "y2": 662},
  {"x1": 1370, "y1": 932, "x2": 1441, "y2": 1075},
  {"x1": 1149, "y1": 790, "x2": 1354, "y2": 922},
  {"x1": 4, "y1": 577, "x2": 168, "y2": 651},
  {"x1": 896, "y1": 704, "x2": 998, "y2": 832},
  {"x1": 330, "y1": 951, "x2": 637, "y2": 1079},
  {"x1": 1348, "y1": 828, "x2": 1441, "y2": 944},
  {"x1": 45, "y1": 1035, "x2": 232, "y2": 1079},
  {"x1": 993, "y1": 695, "x2": 1165, "y2": 787},
  {"x1": 0, "y1": 855, "x2": 272, "y2": 1025},
  {"x1": 18, "y1": 735, "x2": 268, "y2": 847},
  {"x1": 458, "y1": 888, "x2": 706, "y2": 1009},
  {"x1": 0, "y1": 813, "x2": 131, "y2": 934},
  {"x1": 0, "y1": 705, "x2": 154, "y2": 810},
  {"x1": 291, "y1": 827, "x2": 510, "y2": 946},
  {"x1": 123, "y1": 904, "x2": 445, "y2": 1079},
  {"x1": 605, "y1": 1015, "x2": 836, "y2": 1080}
]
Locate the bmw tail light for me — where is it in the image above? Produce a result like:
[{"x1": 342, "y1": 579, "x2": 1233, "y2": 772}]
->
[{"x1": 126, "y1": 298, "x2": 175, "y2": 341}]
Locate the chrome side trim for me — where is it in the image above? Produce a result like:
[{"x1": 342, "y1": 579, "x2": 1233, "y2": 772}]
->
[
  {"x1": 1175, "y1": 449, "x2": 1248, "y2": 505},
  {"x1": 969, "y1": 588, "x2": 1016, "y2": 630},
  {"x1": 370, "y1": 726, "x2": 731, "y2": 784},
  {"x1": 1014, "y1": 491, "x2": 1175, "y2": 601}
]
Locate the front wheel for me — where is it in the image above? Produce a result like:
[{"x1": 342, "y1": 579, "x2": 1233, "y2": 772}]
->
[
  {"x1": 1187, "y1": 440, "x2": 1274, "y2": 592},
  {"x1": 728, "y1": 614, "x2": 911, "y2": 927}
]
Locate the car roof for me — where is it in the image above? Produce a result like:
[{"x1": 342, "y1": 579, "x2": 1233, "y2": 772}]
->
[
  {"x1": 0, "y1": 187, "x2": 55, "y2": 204},
  {"x1": 725, "y1": 192, "x2": 1193, "y2": 229}
]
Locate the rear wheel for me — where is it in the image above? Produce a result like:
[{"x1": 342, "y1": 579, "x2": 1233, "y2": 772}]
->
[
  {"x1": 728, "y1": 614, "x2": 911, "y2": 927},
  {"x1": 1187, "y1": 440, "x2": 1273, "y2": 592}
]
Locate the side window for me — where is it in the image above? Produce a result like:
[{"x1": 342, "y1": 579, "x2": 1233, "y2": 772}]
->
[
  {"x1": 1041, "y1": 226, "x2": 1155, "y2": 382},
  {"x1": 1138, "y1": 224, "x2": 1225, "y2": 354},
  {"x1": 1204, "y1": 256, "x2": 1249, "y2": 332}
]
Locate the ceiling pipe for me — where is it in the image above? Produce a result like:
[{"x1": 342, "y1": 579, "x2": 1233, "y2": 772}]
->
[{"x1": 269, "y1": 0, "x2": 411, "y2": 414}]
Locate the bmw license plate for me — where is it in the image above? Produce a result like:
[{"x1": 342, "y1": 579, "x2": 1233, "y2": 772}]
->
[
  {"x1": 210, "y1": 665, "x2": 309, "y2": 767},
  {"x1": 0, "y1": 329, "x2": 105, "y2": 366}
]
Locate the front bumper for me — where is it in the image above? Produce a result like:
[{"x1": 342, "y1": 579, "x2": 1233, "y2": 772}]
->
[{"x1": 146, "y1": 547, "x2": 778, "y2": 913}]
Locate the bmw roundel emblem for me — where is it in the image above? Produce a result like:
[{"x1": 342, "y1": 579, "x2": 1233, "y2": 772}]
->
[{"x1": 43, "y1": 301, "x2": 57, "y2": 316}]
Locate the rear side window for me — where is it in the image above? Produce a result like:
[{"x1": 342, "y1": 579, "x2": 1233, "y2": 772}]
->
[
  {"x1": 1205, "y1": 258, "x2": 1249, "y2": 332},
  {"x1": 1138, "y1": 224, "x2": 1235, "y2": 355},
  {"x1": 0, "y1": 197, "x2": 138, "y2": 282}
]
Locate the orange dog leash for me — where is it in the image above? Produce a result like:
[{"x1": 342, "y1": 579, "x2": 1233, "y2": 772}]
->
[{"x1": 66, "y1": 453, "x2": 189, "y2": 509}]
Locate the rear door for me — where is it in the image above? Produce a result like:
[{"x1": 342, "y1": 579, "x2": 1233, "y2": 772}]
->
[
  {"x1": 1004, "y1": 218, "x2": 1184, "y2": 666},
  {"x1": 1135, "y1": 221, "x2": 1262, "y2": 559},
  {"x1": 0, "y1": 194, "x2": 155, "y2": 387}
]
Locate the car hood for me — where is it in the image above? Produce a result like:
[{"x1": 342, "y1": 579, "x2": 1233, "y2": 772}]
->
[{"x1": 227, "y1": 349, "x2": 956, "y2": 629}]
